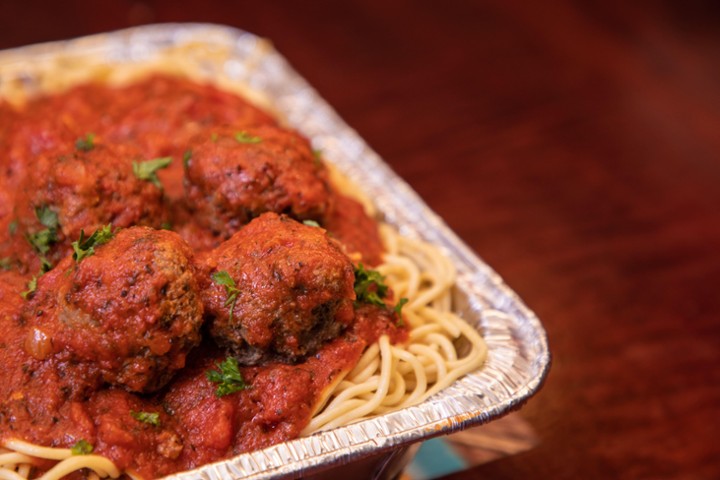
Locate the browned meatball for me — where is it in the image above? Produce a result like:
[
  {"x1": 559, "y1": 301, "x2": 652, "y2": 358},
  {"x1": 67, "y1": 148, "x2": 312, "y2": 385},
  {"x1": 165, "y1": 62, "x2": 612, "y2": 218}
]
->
[
  {"x1": 103, "y1": 75, "x2": 277, "y2": 158},
  {"x1": 103, "y1": 75, "x2": 277, "y2": 199},
  {"x1": 203, "y1": 213, "x2": 355, "y2": 364},
  {"x1": 324, "y1": 192, "x2": 385, "y2": 266},
  {"x1": 184, "y1": 125, "x2": 333, "y2": 238},
  {"x1": 13, "y1": 141, "x2": 168, "y2": 268},
  {"x1": 23, "y1": 227, "x2": 204, "y2": 393}
]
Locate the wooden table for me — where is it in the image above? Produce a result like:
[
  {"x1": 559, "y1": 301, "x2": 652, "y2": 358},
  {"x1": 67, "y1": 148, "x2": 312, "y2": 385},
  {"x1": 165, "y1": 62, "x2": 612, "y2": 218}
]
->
[{"x1": 1, "y1": 1, "x2": 718, "y2": 478}]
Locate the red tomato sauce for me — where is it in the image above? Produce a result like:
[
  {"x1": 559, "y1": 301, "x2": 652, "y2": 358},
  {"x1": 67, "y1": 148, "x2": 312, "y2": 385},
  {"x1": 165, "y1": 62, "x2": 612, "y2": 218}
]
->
[{"x1": 0, "y1": 75, "x2": 403, "y2": 478}]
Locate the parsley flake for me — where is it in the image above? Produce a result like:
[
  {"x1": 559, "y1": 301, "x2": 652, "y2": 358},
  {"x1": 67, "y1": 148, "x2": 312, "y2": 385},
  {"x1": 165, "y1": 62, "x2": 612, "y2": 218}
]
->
[
  {"x1": 26, "y1": 206, "x2": 59, "y2": 255},
  {"x1": 8, "y1": 219, "x2": 18, "y2": 236},
  {"x1": 75, "y1": 133, "x2": 96, "y2": 152},
  {"x1": 36, "y1": 205, "x2": 59, "y2": 230},
  {"x1": 131, "y1": 410, "x2": 161, "y2": 426},
  {"x1": 394, "y1": 297, "x2": 409, "y2": 326},
  {"x1": 394, "y1": 297, "x2": 409, "y2": 316},
  {"x1": 206, "y1": 356, "x2": 248, "y2": 397},
  {"x1": 132, "y1": 157, "x2": 173, "y2": 189},
  {"x1": 353, "y1": 264, "x2": 389, "y2": 307},
  {"x1": 182, "y1": 150, "x2": 192, "y2": 169},
  {"x1": 234, "y1": 131, "x2": 262, "y2": 144},
  {"x1": 212, "y1": 270, "x2": 240, "y2": 322},
  {"x1": 21, "y1": 276, "x2": 38, "y2": 299},
  {"x1": 303, "y1": 220, "x2": 320, "y2": 228},
  {"x1": 27, "y1": 229, "x2": 57, "y2": 255},
  {"x1": 0, "y1": 257, "x2": 12, "y2": 271},
  {"x1": 40, "y1": 256, "x2": 53, "y2": 273},
  {"x1": 71, "y1": 439, "x2": 94, "y2": 455},
  {"x1": 72, "y1": 225, "x2": 115, "y2": 262}
]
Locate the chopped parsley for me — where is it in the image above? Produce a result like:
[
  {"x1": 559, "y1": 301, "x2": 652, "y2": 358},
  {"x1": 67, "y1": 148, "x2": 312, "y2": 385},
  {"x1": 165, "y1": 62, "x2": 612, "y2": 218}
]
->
[
  {"x1": 302, "y1": 220, "x2": 320, "y2": 228},
  {"x1": 26, "y1": 206, "x2": 59, "y2": 266},
  {"x1": 211, "y1": 132, "x2": 218, "y2": 142},
  {"x1": 70, "y1": 439, "x2": 94, "y2": 455},
  {"x1": 353, "y1": 264, "x2": 389, "y2": 307},
  {"x1": 182, "y1": 150, "x2": 192, "y2": 169},
  {"x1": 354, "y1": 264, "x2": 407, "y2": 321},
  {"x1": 394, "y1": 297, "x2": 409, "y2": 317},
  {"x1": 21, "y1": 276, "x2": 38, "y2": 299},
  {"x1": 132, "y1": 157, "x2": 173, "y2": 189},
  {"x1": 206, "y1": 356, "x2": 248, "y2": 397},
  {"x1": 131, "y1": 410, "x2": 160, "y2": 426},
  {"x1": 212, "y1": 270, "x2": 240, "y2": 322},
  {"x1": 36, "y1": 205, "x2": 59, "y2": 230},
  {"x1": 39, "y1": 256, "x2": 53, "y2": 273},
  {"x1": 8, "y1": 219, "x2": 18, "y2": 236},
  {"x1": 27, "y1": 228, "x2": 57, "y2": 255},
  {"x1": 0, "y1": 257, "x2": 12, "y2": 271},
  {"x1": 72, "y1": 224, "x2": 115, "y2": 262},
  {"x1": 234, "y1": 131, "x2": 262, "y2": 144},
  {"x1": 75, "y1": 133, "x2": 96, "y2": 152}
]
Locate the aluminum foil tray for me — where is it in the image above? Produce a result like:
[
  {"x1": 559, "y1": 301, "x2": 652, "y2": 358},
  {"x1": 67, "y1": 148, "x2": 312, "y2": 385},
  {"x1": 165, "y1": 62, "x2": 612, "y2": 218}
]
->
[{"x1": 0, "y1": 24, "x2": 551, "y2": 480}]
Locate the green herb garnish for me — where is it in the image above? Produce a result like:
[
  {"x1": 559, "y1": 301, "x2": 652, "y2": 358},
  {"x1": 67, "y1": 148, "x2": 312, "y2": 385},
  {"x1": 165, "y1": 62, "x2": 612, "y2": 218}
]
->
[
  {"x1": 72, "y1": 225, "x2": 115, "y2": 262},
  {"x1": 132, "y1": 157, "x2": 173, "y2": 189},
  {"x1": 71, "y1": 439, "x2": 94, "y2": 455},
  {"x1": 21, "y1": 276, "x2": 38, "y2": 299},
  {"x1": 206, "y1": 356, "x2": 248, "y2": 397},
  {"x1": 131, "y1": 410, "x2": 161, "y2": 426},
  {"x1": 0, "y1": 257, "x2": 12, "y2": 271},
  {"x1": 40, "y1": 256, "x2": 53, "y2": 273},
  {"x1": 182, "y1": 150, "x2": 192, "y2": 169},
  {"x1": 234, "y1": 131, "x2": 262, "y2": 144},
  {"x1": 394, "y1": 297, "x2": 408, "y2": 317},
  {"x1": 353, "y1": 264, "x2": 389, "y2": 307},
  {"x1": 303, "y1": 220, "x2": 320, "y2": 228},
  {"x1": 8, "y1": 219, "x2": 18, "y2": 236},
  {"x1": 75, "y1": 133, "x2": 96, "y2": 152},
  {"x1": 27, "y1": 229, "x2": 57, "y2": 255},
  {"x1": 212, "y1": 270, "x2": 240, "y2": 322},
  {"x1": 26, "y1": 206, "x2": 59, "y2": 255},
  {"x1": 36, "y1": 205, "x2": 59, "y2": 230}
]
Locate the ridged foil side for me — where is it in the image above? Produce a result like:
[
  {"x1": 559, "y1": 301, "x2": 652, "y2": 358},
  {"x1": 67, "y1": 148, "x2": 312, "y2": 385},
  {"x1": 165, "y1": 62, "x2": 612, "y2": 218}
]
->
[{"x1": 0, "y1": 24, "x2": 551, "y2": 479}]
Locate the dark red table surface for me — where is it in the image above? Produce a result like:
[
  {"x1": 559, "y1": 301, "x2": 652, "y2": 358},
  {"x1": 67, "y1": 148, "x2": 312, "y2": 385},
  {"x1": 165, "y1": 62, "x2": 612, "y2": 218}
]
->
[{"x1": 2, "y1": 1, "x2": 719, "y2": 479}]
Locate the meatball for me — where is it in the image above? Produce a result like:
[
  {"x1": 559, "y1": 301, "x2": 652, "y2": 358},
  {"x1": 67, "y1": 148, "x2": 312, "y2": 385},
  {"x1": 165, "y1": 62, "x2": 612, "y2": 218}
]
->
[
  {"x1": 23, "y1": 227, "x2": 204, "y2": 393},
  {"x1": 203, "y1": 213, "x2": 355, "y2": 364},
  {"x1": 13, "y1": 141, "x2": 168, "y2": 268},
  {"x1": 103, "y1": 75, "x2": 277, "y2": 199},
  {"x1": 324, "y1": 192, "x2": 385, "y2": 266},
  {"x1": 184, "y1": 125, "x2": 333, "y2": 239},
  {"x1": 103, "y1": 75, "x2": 276, "y2": 158}
]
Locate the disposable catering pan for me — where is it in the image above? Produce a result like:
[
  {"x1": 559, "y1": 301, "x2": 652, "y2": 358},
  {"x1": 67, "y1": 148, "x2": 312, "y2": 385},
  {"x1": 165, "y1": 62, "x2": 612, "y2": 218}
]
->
[{"x1": 0, "y1": 24, "x2": 551, "y2": 480}]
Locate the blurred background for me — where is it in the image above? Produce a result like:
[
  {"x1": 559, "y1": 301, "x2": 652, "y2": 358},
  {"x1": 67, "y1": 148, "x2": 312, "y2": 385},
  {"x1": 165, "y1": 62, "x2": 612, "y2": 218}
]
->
[{"x1": 1, "y1": 1, "x2": 719, "y2": 478}]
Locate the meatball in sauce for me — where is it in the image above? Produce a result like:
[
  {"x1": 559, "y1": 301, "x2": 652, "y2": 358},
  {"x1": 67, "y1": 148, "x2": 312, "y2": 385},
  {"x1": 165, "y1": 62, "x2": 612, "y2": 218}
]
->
[
  {"x1": 23, "y1": 227, "x2": 204, "y2": 393},
  {"x1": 183, "y1": 125, "x2": 333, "y2": 239},
  {"x1": 202, "y1": 212, "x2": 355, "y2": 364}
]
